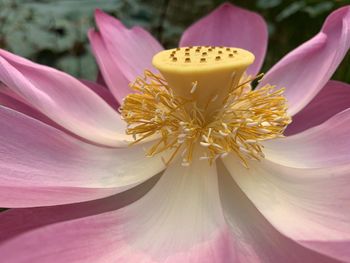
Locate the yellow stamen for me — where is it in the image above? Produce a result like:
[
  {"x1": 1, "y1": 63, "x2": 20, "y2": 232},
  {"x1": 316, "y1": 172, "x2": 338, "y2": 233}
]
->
[{"x1": 120, "y1": 46, "x2": 291, "y2": 167}]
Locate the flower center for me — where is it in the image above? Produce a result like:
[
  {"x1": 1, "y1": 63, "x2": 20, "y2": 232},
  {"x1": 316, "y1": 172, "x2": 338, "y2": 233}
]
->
[{"x1": 120, "y1": 46, "x2": 291, "y2": 167}]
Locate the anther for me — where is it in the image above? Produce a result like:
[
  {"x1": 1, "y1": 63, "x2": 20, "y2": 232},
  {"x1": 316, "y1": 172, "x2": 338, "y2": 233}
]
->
[
  {"x1": 229, "y1": 53, "x2": 234, "y2": 57},
  {"x1": 185, "y1": 52, "x2": 190, "y2": 56},
  {"x1": 185, "y1": 58, "x2": 191, "y2": 63},
  {"x1": 172, "y1": 57, "x2": 178, "y2": 62},
  {"x1": 218, "y1": 50, "x2": 223, "y2": 54},
  {"x1": 190, "y1": 81, "x2": 198, "y2": 93},
  {"x1": 215, "y1": 56, "x2": 221, "y2": 61},
  {"x1": 200, "y1": 58, "x2": 206, "y2": 63},
  {"x1": 211, "y1": 94, "x2": 218, "y2": 102},
  {"x1": 202, "y1": 52, "x2": 207, "y2": 56},
  {"x1": 226, "y1": 47, "x2": 231, "y2": 51}
]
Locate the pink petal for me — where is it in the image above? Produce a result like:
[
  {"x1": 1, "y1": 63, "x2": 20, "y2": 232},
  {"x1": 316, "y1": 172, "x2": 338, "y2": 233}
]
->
[
  {"x1": 259, "y1": 6, "x2": 350, "y2": 116},
  {"x1": 96, "y1": 70, "x2": 108, "y2": 87},
  {"x1": 218, "y1": 162, "x2": 339, "y2": 262},
  {"x1": 1, "y1": 83, "x2": 118, "y2": 142},
  {"x1": 222, "y1": 156, "x2": 350, "y2": 262},
  {"x1": 286, "y1": 80, "x2": 350, "y2": 135},
  {"x1": 263, "y1": 108, "x2": 350, "y2": 168},
  {"x1": 80, "y1": 79, "x2": 120, "y2": 110},
  {"x1": 94, "y1": 9, "x2": 163, "y2": 83},
  {"x1": 0, "y1": 82, "x2": 27, "y2": 103},
  {"x1": 0, "y1": 158, "x2": 236, "y2": 262},
  {"x1": 0, "y1": 177, "x2": 159, "y2": 243},
  {"x1": 1, "y1": 79, "x2": 119, "y2": 133},
  {"x1": 88, "y1": 29, "x2": 131, "y2": 103},
  {"x1": 179, "y1": 3, "x2": 268, "y2": 75},
  {"x1": 0, "y1": 89, "x2": 60, "y2": 129},
  {"x1": 0, "y1": 106, "x2": 165, "y2": 207},
  {"x1": 0, "y1": 159, "x2": 336, "y2": 262},
  {"x1": 0, "y1": 49, "x2": 131, "y2": 146}
]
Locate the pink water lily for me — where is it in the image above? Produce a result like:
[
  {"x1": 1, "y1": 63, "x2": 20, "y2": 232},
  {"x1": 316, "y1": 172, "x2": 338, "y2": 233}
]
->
[{"x1": 0, "y1": 2, "x2": 350, "y2": 262}]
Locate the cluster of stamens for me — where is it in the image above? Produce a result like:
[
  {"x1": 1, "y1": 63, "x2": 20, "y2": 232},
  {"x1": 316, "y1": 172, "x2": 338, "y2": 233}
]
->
[{"x1": 120, "y1": 70, "x2": 291, "y2": 167}]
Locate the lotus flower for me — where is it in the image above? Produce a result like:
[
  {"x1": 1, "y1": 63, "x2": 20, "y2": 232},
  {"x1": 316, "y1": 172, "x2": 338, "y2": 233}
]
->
[{"x1": 0, "y1": 3, "x2": 350, "y2": 262}]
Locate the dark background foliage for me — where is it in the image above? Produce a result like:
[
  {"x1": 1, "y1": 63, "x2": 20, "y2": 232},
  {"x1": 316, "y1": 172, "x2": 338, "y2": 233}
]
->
[{"x1": 0, "y1": 0, "x2": 349, "y2": 82}]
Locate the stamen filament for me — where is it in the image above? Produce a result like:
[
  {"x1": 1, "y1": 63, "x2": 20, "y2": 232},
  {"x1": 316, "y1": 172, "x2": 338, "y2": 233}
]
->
[{"x1": 120, "y1": 69, "x2": 291, "y2": 167}]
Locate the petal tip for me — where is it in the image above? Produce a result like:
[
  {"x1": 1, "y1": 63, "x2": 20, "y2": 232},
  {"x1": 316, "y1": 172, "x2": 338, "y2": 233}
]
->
[
  {"x1": 322, "y1": 5, "x2": 350, "y2": 32},
  {"x1": 94, "y1": 8, "x2": 124, "y2": 30},
  {"x1": 218, "y1": 2, "x2": 235, "y2": 10},
  {"x1": 94, "y1": 8, "x2": 104, "y2": 18}
]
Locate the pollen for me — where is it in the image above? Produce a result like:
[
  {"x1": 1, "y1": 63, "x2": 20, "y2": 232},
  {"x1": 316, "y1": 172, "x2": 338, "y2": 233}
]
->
[{"x1": 120, "y1": 47, "x2": 291, "y2": 167}]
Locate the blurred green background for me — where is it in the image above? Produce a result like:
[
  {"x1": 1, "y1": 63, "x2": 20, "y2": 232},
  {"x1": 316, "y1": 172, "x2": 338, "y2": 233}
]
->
[{"x1": 0, "y1": 0, "x2": 349, "y2": 81}]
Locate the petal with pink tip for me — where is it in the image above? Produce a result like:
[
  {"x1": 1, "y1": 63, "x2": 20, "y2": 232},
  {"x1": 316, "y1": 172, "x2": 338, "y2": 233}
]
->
[
  {"x1": 179, "y1": 3, "x2": 268, "y2": 75},
  {"x1": 0, "y1": 176, "x2": 159, "y2": 243},
  {"x1": 88, "y1": 29, "x2": 131, "y2": 103},
  {"x1": 222, "y1": 156, "x2": 350, "y2": 262},
  {"x1": 0, "y1": 49, "x2": 131, "y2": 146},
  {"x1": 94, "y1": 9, "x2": 163, "y2": 83},
  {"x1": 217, "y1": 161, "x2": 339, "y2": 262},
  {"x1": 0, "y1": 158, "x2": 236, "y2": 263},
  {"x1": 1, "y1": 80, "x2": 119, "y2": 131},
  {"x1": 1, "y1": 83, "x2": 119, "y2": 140},
  {"x1": 0, "y1": 158, "x2": 337, "y2": 262},
  {"x1": 0, "y1": 106, "x2": 165, "y2": 208},
  {"x1": 259, "y1": 6, "x2": 350, "y2": 116},
  {"x1": 263, "y1": 108, "x2": 350, "y2": 168},
  {"x1": 285, "y1": 80, "x2": 350, "y2": 135}
]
